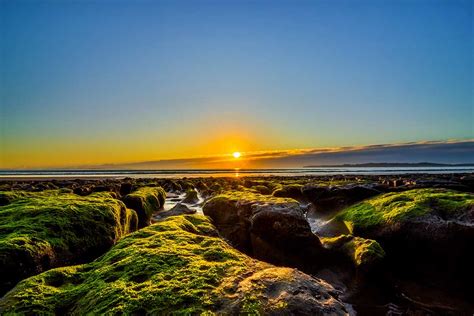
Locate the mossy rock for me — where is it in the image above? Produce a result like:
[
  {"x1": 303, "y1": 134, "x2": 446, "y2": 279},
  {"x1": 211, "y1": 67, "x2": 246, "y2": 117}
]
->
[
  {"x1": 122, "y1": 186, "x2": 166, "y2": 228},
  {"x1": 182, "y1": 189, "x2": 199, "y2": 204},
  {"x1": 337, "y1": 188, "x2": 474, "y2": 232},
  {"x1": 251, "y1": 185, "x2": 271, "y2": 195},
  {"x1": 203, "y1": 191, "x2": 327, "y2": 270},
  {"x1": 335, "y1": 189, "x2": 474, "y2": 290},
  {"x1": 0, "y1": 215, "x2": 350, "y2": 315},
  {"x1": 0, "y1": 190, "x2": 138, "y2": 295},
  {"x1": 272, "y1": 184, "x2": 304, "y2": 200},
  {"x1": 321, "y1": 235, "x2": 385, "y2": 270}
]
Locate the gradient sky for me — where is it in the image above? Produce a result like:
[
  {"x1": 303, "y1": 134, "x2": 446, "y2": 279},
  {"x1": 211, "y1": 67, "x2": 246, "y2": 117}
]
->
[{"x1": 1, "y1": 0, "x2": 473, "y2": 168}]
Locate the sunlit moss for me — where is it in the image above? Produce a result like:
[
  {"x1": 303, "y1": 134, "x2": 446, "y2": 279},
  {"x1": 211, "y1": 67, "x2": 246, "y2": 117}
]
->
[
  {"x1": 250, "y1": 185, "x2": 271, "y2": 195},
  {"x1": 272, "y1": 184, "x2": 304, "y2": 199},
  {"x1": 321, "y1": 235, "x2": 385, "y2": 268},
  {"x1": 208, "y1": 190, "x2": 298, "y2": 206},
  {"x1": 336, "y1": 188, "x2": 474, "y2": 231},
  {"x1": 0, "y1": 190, "x2": 138, "y2": 294},
  {"x1": 0, "y1": 215, "x2": 340, "y2": 315},
  {"x1": 122, "y1": 186, "x2": 166, "y2": 227}
]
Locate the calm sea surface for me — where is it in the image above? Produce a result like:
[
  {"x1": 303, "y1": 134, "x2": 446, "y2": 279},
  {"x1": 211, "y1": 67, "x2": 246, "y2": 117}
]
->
[{"x1": 1, "y1": 167, "x2": 473, "y2": 179}]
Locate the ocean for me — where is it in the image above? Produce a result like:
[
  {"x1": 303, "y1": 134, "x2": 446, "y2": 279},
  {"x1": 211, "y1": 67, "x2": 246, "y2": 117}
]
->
[{"x1": 1, "y1": 167, "x2": 473, "y2": 179}]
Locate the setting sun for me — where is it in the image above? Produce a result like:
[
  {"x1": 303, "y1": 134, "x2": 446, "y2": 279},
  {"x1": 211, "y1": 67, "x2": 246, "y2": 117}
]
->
[{"x1": 232, "y1": 152, "x2": 241, "y2": 159}]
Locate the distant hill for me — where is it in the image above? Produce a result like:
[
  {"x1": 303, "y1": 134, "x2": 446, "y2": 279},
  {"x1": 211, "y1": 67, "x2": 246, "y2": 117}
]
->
[{"x1": 303, "y1": 162, "x2": 474, "y2": 168}]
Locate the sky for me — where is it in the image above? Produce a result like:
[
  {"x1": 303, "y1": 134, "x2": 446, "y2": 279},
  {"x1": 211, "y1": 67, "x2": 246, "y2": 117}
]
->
[{"x1": 1, "y1": 0, "x2": 473, "y2": 169}]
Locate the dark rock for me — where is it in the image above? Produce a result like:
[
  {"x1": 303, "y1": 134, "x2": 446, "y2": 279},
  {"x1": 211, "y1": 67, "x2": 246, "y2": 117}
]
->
[
  {"x1": 122, "y1": 187, "x2": 166, "y2": 228},
  {"x1": 119, "y1": 182, "x2": 133, "y2": 196},
  {"x1": 337, "y1": 188, "x2": 474, "y2": 293},
  {"x1": 203, "y1": 191, "x2": 328, "y2": 270},
  {"x1": 272, "y1": 184, "x2": 304, "y2": 200},
  {"x1": 182, "y1": 189, "x2": 199, "y2": 204},
  {"x1": 303, "y1": 185, "x2": 381, "y2": 213},
  {"x1": 155, "y1": 203, "x2": 196, "y2": 219}
]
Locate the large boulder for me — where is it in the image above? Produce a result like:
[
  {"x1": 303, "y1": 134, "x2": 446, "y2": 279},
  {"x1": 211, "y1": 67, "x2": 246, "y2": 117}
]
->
[
  {"x1": 203, "y1": 191, "x2": 327, "y2": 269},
  {"x1": 0, "y1": 215, "x2": 351, "y2": 315},
  {"x1": 336, "y1": 188, "x2": 474, "y2": 292},
  {"x1": 122, "y1": 186, "x2": 166, "y2": 228},
  {"x1": 0, "y1": 190, "x2": 138, "y2": 295}
]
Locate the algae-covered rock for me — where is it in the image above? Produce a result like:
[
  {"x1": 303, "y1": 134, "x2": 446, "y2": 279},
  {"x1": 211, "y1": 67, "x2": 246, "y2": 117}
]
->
[
  {"x1": 203, "y1": 191, "x2": 327, "y2": 269},
  {"x1": 122, "y1": 186, "x2": 166, "y2": 228},
  {"x1": 303, "y1": 185, "x2": 381, "y2": 213},
  {"x1": 0, "y1": 215, "x2": 351, "y2": 315},
  {"x1": 336, "y1": 188, "x2": 474, "y2": 291},
  {"x1": 182, "y1": 189, "x2": 199, "y2": 204},
  {"x1": 272, "y1": 184, "x2": 304, "y2": 200},
  {"x1": 337, "y1": 188, "x2": 473, "y2": 232},
  {"x1": 0, "y1": 190, "x2": 138, "y2": 295},
  {"x1": 251, "y1": 184, "x2": 271, "y2": 195},
  {"x1": 321, "y1": 235, "x2": 385, "y2": 270}
]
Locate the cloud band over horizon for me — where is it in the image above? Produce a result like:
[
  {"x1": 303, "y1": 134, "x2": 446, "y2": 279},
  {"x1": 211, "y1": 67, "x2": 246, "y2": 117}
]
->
[{"x1": 64, "y1": 139, "x2": 474, "y2": 170}]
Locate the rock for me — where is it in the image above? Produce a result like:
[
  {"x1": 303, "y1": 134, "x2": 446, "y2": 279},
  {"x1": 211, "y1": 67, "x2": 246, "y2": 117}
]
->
[
  {"x1": 182, "y1": 189, "x2": 199, "y2": 204},
  {"x1": 0, "y1": 190, "x2": 138, "y2": 296},
  {"x1": 390, "y1": 179, "x2": 404, "y2": 187},
  {"x1": 203, "y1": 191, "x2": 327, "y2": 270},
  {"x1": 302, "y1": 185, "x2": 330, "y2": 201},
  {"x1": 122, "y1": 186, "x2": 166, "y2": 228},
  {"x1": 73, "y1": 186, "x2": 91, "y2": 196},
  {"x1": 321, "y1": 235, "x2": 385, "y2": 270},
  {"x1": 162, "y1": 180, "x2": 183, "y2": 193},
  {"x1": 91, "y1": 184, "x2": 119, "y2": 195},
  {"x1": 155, "y1": 203, "x2": 196, "y2": 219},
  {"x1": 459, "y1": 175, "x2": 474, "y2": 191},
  {"x1": 119, "y1": 182, "x2": 133, "y2": 196},
  {"x1": 303, "y1": 185, "x2": 381, "y2": 213},
  {"x1": 195, "y1": 181, "x2": 208, "y2": 192},
  {"x1": 0, "y1": 215, "x2": 351, "y2": 315},
  {"x1": 336, "y1": 188, "x2": 474, "y2": 292},
  {"x1": 177, "y1": 180, "x2": 194, "y2": 191},
  {"x1": 251, "y1": 185, "x2": 271, "y2": 195},
  {"x1": 272, "y1": 184, "x2": 304, "y2": 200}
]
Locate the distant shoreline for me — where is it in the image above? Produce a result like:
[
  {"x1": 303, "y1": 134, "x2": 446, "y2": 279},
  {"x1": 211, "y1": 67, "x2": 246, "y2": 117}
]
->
[{"x1": 303, "y1": 162, "x2": 474, "y2": 168}]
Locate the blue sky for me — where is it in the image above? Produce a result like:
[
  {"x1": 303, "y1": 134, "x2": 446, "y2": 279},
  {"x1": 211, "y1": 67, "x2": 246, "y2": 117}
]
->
[{"x1": 1, "y1": 0, "x2": 473, "y2": 168}]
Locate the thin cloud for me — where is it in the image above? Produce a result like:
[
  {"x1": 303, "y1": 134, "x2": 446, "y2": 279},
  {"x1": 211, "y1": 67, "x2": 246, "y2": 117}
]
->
[{"x1": 98, "y1": 139, "x2": 474, "y2": 169}]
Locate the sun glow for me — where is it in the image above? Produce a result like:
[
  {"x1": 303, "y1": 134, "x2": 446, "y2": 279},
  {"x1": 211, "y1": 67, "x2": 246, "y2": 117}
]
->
[{"x1": 232, "y1": 152, "x2": 241, "y2": 159}]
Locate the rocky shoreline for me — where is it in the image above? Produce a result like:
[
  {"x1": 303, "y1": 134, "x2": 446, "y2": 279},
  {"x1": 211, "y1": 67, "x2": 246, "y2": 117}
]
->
[{"x1": 0, "y1": 173, "x2": 473, "y2": 314}]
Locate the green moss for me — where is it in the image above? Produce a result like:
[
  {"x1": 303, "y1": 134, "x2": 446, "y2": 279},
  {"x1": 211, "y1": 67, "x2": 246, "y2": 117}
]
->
[
  {"x1": 123, "y1": 186, "x2": 166, "y2": 228},
  {"x1": 272, "y1": 184, "x2": 304, "y2": 199},
  {"x1": 208, "y1": 190, "x2": 298, "y2": 206},
  {"x1": 321, "y1": 235, "x2": 385, "y2": 268},
  {"x1": 0, "y1": 215, "x2": 323, "y2": 315},
  {"x1": 337, "y1": 188, "x2": 474, "y2": 231},
  {"x1": 349, "y1": 237, "x2": 385, "y2": 267},
  {"x1": 251, "y1": 185, "x2": 271, "y2": 195},
  {"x1": 0, "y1": 191, "x2": 29, "y2": 206},
  {"x1": 0, "y1": 190, "x2": 138, "y2": 294}
]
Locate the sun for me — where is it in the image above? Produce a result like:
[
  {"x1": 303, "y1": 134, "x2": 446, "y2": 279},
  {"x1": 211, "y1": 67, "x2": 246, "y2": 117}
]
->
[{"x1": 232, "y1": 152, "x2": 241, "y2": 159}]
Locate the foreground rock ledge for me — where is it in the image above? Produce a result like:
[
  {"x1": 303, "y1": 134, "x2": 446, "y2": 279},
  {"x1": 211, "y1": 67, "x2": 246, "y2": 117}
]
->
[
  {"x1": 335, "y1": 188, "x2": 474, "y2": 292},
  {"x1": 0, "y1": 215, "x2": 351, "y2": 315},
  {"x1": 0, "y1": 190, "x2": 138, "y2": 296}
]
